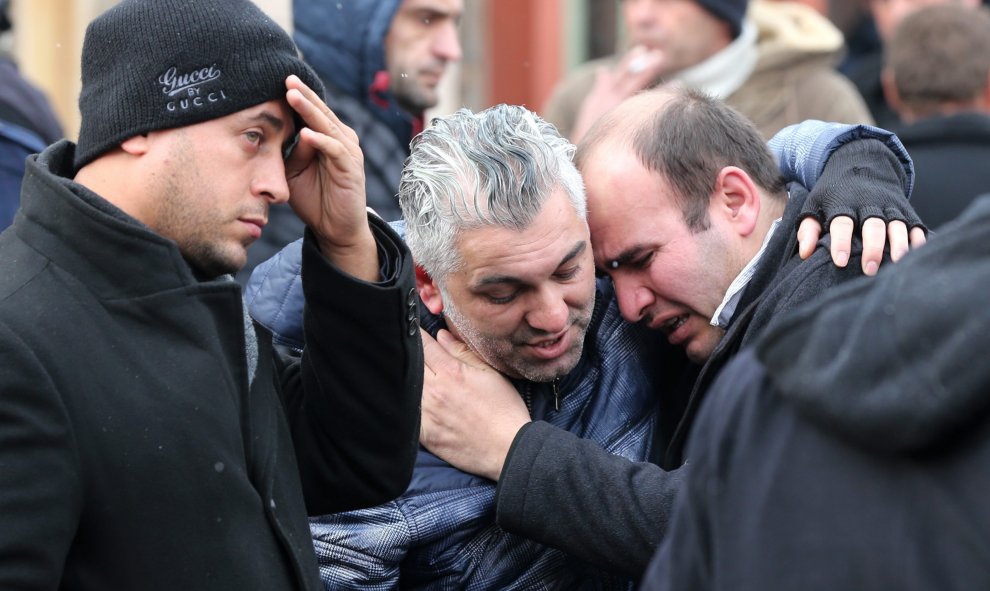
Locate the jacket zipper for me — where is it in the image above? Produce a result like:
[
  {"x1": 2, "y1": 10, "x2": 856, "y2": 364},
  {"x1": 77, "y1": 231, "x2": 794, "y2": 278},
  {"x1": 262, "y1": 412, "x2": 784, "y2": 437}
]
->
[{"x1": 521, "y1": 378, "x2": 561, "y2": 415}]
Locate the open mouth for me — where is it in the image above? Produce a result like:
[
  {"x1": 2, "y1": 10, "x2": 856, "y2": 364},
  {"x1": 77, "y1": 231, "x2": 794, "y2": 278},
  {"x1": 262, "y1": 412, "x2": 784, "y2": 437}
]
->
[
  {"x1": 526, "y1": 330, "x2": 571, "y2": 360},
  {"x1": 532, "y1": 334, "x2": 564, "y2": 349},
  {"x1": 661, "y1": 314, "x2": 688, "y2": 335}
]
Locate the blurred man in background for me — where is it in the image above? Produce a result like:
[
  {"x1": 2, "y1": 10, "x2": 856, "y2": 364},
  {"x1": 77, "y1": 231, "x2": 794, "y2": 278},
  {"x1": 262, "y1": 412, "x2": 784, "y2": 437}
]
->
[
  {"x1": 543, "y1": 0, "x2": 871, "y2": 143},
  {"x1": 882, "y1": 3, "x2": 990, "y2": 228},
  {"x1": 846, "y1": 0, "x2": 981, "y2": 130}
]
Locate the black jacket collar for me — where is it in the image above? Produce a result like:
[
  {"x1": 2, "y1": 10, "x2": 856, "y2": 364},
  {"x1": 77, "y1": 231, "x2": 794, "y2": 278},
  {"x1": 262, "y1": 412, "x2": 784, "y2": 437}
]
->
[{"x1": 17, "y1": 141, "x2": 234, "y2": 300}]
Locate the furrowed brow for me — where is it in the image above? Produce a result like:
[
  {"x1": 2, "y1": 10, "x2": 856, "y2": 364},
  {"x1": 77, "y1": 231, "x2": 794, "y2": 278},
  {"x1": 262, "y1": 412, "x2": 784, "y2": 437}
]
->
[
  {"x1": 248, "y1": 111, "x2": 286, "y2": 132},
  {"x1": 559, "y1": 241, "x2": 587, "y2": 268},
  {"x1": 475, "y1": 241, "x2": 588, "y2": 288},
  {"x1": 599, "y1": 245, "x2": 646, "y2": 273}
]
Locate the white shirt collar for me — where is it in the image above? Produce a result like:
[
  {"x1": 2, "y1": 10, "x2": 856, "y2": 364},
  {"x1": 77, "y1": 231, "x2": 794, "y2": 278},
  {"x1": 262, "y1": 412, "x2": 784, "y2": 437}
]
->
[{"x1": 711, "y1": 215, "x2": 782, "y2": 329}]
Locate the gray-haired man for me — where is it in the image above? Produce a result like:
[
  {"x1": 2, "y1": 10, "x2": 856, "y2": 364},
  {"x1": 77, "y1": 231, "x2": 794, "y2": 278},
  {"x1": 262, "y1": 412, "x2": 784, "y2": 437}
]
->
[{"x1": 250, "y1": 104, "x2": 671, "y2": 588}]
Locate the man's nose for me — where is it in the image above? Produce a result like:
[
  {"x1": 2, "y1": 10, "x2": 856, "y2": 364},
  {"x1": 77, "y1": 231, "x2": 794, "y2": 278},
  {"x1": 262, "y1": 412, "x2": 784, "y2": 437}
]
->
[
  {"x1": 626, "y1": 0, "x2": 661, "y2": 30},
  {"x1": 613, "y1": 274, "x2": 654, "y2": 324},
  {"x1": 253, "y1": 154, "x2": 290, "y2": 205},
  {"x1": 433, "y1": 22, "x2": 462, "y2": 62},
  {"x1": 526, "y1": 286, "x2": 570, "y2": 334}
]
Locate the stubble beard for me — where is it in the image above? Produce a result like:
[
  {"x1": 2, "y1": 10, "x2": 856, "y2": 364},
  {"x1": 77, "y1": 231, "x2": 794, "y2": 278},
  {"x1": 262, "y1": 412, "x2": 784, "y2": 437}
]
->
[
  {"x1": 152, "y1": 137, "x2": 248, "y2": 278},
  {"x1": 391, "y1": 70, "x2": 441, "y2": 114},
  {"x1": 440, "y1": 289, "x2": 593, "y2": 383}
]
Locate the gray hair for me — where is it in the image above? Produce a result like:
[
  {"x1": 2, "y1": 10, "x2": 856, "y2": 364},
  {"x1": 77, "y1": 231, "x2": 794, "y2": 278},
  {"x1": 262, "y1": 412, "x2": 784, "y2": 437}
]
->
[{"x1": 399, "y1": 104, "x2": 587, "y2": 284}]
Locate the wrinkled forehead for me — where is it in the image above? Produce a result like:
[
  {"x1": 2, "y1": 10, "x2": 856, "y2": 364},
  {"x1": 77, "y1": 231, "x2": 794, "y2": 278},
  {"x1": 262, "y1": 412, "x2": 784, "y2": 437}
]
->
[{"x1": 451, "y1": 202, "x2": 589, "y2": 283}]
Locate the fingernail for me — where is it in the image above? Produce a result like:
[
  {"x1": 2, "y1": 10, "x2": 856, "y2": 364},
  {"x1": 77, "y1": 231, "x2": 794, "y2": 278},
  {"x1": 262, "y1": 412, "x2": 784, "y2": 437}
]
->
[
  {"x1": 865, "y1": 261, "x2": 879, "y2": 276},
  {"x1": 836, "y1": 251, "x2": 849, "y2": 267}
]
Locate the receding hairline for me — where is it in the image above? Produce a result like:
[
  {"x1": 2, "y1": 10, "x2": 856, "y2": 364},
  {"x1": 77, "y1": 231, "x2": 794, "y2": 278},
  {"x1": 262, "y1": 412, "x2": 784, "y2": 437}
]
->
[{"x1": 576, "y1": 88, "x2": 678, "y2": 168}]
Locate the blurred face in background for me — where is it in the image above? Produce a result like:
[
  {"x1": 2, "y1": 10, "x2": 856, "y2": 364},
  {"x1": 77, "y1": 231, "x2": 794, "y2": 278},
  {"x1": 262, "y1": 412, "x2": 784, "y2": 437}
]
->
[
  {"x1": 620, "y1": 0, "x2": 733, "y2": 76},
  {"x1": 385, "y1": 0, "x2": 463, "y2": 113}
]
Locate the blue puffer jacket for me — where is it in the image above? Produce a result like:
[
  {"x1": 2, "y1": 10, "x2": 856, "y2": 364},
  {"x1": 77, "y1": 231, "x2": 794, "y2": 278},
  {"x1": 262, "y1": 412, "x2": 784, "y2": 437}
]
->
[
  {"x1": 0, "y1": 120, "x2": 46, "y2": 231},
  {"x1": 294, "y1": 0, "x2": 409, "y2": 142},
  {"x1": 246, "y1": 226, "x2": 665, "y2": 589},
  {"x1": 293, "y1": 0, "x2": 412, "y2": 222}
]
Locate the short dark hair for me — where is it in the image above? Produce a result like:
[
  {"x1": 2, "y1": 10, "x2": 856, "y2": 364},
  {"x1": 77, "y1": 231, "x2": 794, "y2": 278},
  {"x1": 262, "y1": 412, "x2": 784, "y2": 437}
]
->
[
  {"x1": 887, "y1": 4, "x2": 990, "y2": 116},
  {"x1": 0, "y1": 0, "x2": 11, "y2": 33},
  {"x1": 604, "y1": 86, "x2": 786, "y2": 232}
]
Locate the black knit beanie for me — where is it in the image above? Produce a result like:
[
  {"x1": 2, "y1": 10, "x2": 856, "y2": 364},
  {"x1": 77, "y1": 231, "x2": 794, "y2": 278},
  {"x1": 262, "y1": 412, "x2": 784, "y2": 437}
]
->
[
  {"x1": 74, "y1": 0, "x2": 324, "y2": 170},
  {"x1": 696, "y1": 0, "x2": 748, "y2": 38}
]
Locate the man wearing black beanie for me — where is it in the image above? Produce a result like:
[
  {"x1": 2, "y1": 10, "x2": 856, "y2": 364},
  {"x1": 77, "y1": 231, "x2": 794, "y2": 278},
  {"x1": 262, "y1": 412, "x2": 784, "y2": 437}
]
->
[{"x1": 0, "y1": 0, "x2": 422, "y2": 589}]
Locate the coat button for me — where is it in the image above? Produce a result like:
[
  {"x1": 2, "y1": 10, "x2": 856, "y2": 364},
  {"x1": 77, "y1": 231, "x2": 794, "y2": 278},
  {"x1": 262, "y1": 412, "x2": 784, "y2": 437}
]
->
[{"x1": 406, "y1": 288, "x2": 419, "y2": 335}]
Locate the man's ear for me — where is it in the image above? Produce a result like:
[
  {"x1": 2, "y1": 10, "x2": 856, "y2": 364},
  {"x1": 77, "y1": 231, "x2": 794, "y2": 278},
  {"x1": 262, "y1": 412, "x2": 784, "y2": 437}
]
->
[
  {"x1": 712, "y1": 166, "x2": 759, "y2": 238},
  {"x1": 119, "y1": 134, "x2": 151, "y2": 156},
  {"x1": 415, "y1": 265, "x2": 445, "y2": 315},
  {"x1": 881, "y1": 67, "x2": 907, "y2": 121}
]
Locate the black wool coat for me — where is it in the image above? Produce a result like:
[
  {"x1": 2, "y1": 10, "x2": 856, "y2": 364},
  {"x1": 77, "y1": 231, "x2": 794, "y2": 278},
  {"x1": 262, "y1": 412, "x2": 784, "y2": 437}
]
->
[{"x1": 0, "y1": 142, "x2": 422, "y2": 590}]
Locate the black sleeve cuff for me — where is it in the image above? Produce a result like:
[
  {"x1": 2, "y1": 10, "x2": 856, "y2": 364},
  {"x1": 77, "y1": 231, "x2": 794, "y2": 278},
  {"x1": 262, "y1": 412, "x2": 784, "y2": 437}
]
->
[
  {"x1": 369, "y1": 214, "x2": 406, "y2": 286},
  {"x1": 303, "y1": 213, "x2": 410, "y2": 286}
]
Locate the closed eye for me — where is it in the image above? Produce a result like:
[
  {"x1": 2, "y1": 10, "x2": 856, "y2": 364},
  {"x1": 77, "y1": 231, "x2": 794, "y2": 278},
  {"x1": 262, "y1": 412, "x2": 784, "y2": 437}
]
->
[
  {"x1": 630, "y1": 251, "x2": 655, "y2": 270},
  {"x1": 554, "y1": 265, "x2": 581, "y2": 281},
  {"x1": 484, "y1": 288, "x2": 520, "y2": 305}
]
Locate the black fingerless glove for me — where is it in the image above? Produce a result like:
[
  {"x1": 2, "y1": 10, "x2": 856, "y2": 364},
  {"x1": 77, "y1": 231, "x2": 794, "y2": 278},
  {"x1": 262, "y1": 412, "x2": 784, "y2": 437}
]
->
[{"x1": 801, "y1": 139, "x2": 927, "y2": 234}]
